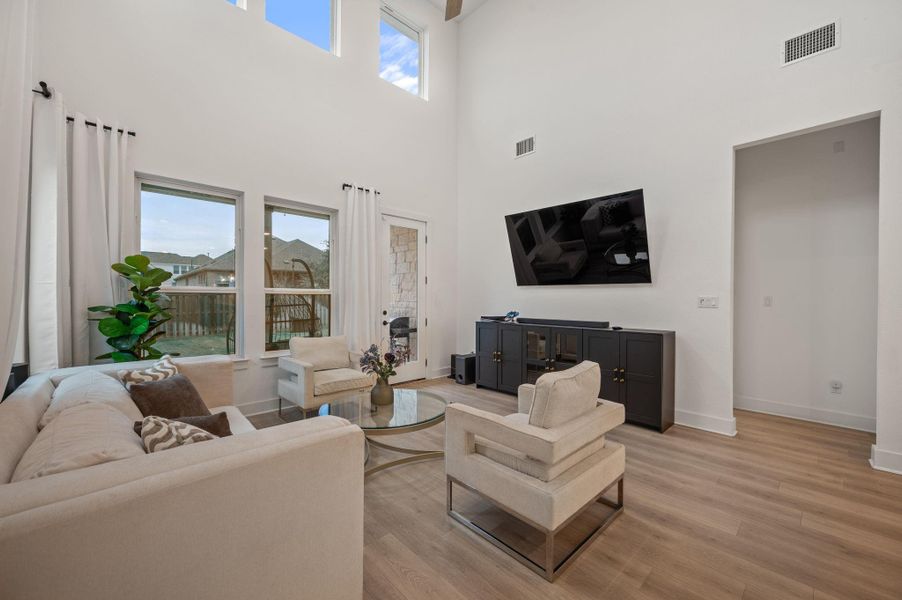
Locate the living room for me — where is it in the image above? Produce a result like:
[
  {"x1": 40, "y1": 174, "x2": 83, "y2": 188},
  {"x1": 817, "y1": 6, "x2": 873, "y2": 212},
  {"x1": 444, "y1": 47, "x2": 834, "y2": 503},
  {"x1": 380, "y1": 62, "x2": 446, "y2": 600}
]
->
[{"x1": 1, "y1": 1, "x2": 901, "y2": 599}]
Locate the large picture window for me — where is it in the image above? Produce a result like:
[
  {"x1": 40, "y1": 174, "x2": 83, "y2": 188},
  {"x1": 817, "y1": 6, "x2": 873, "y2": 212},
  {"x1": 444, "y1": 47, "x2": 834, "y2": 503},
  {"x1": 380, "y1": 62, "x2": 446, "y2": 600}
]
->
[
  {"x1": 140, "y1": 182, "x2": 239, "y2": 357},
  {"x1": 264, "y1": 203, "x2": 332, "y2": 351}
]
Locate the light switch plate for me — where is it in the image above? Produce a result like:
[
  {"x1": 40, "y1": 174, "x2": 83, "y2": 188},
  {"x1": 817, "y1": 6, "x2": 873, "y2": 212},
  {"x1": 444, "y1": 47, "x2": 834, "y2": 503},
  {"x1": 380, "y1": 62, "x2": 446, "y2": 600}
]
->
[{"x1": 698, "y1": 296, "x2": 719, "y2": 309}]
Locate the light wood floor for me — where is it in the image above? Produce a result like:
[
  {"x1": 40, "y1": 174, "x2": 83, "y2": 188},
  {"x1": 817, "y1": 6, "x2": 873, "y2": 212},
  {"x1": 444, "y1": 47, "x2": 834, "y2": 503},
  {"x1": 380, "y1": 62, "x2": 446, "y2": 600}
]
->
[{"x1": 251, "y1": 379, "x2": 902, "y2": 600}]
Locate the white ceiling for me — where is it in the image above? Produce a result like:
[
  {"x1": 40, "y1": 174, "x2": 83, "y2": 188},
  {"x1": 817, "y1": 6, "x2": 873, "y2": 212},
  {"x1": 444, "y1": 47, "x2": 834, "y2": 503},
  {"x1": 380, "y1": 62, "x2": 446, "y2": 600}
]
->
[{"x1": 426, "y1": 0, "x2": 490, "y2": 21}]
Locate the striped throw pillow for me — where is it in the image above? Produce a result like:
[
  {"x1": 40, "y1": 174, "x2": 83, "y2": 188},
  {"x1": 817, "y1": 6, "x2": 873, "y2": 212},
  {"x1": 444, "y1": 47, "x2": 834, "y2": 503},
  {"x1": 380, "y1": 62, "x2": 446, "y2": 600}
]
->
[
  {"x1": 139, "y1": 415, "x2": 218, "y2": 453},
  {"x1": 118, "y1": 355, "x2": 178, "y2": 389}
]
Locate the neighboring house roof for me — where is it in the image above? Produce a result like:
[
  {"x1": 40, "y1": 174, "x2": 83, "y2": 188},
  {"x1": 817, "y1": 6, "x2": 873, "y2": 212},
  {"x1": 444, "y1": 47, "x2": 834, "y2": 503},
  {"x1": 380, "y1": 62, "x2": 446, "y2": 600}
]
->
[
  {"x1": 144, "y1": 251, "x2": 212, "y2": 266},
  {"x1": 172, "y1": 237, "x2": 325, "y2": 282}
]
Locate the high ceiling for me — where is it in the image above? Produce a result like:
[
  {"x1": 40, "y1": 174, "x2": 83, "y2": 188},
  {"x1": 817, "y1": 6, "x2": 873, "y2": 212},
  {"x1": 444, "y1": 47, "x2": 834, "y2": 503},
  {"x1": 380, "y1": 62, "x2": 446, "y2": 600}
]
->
[{"x1": 426, "y1": 0, "x2": 490, "y2": 21}]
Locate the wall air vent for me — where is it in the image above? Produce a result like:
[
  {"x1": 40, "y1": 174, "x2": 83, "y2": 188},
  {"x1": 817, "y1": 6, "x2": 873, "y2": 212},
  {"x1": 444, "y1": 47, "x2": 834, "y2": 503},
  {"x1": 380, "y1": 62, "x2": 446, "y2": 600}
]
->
[
  {"x1": 515, "y1": 136, "x2": 535, "y2": 158},
  {"x1": 783, "y1": 21, "x2": 839, "y2": 66}
]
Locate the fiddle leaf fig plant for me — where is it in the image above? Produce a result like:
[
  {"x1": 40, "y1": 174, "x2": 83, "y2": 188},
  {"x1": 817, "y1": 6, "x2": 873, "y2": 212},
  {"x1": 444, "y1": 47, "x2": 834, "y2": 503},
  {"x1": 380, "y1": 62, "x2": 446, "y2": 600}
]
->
[{"x1": 88, "y1": 254, "x2": 176, "y2": 363}]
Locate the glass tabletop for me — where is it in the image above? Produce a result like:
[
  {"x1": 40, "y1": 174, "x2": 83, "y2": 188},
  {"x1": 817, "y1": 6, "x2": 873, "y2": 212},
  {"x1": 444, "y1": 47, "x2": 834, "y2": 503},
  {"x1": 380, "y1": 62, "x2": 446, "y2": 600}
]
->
[{"x1": 317, "y1": 388, "x2": 448, "y2": 431}]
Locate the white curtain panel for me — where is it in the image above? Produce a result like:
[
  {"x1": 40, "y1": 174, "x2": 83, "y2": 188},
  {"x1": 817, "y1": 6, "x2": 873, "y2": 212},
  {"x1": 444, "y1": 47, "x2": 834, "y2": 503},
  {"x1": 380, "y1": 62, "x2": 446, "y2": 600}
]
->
[
  {"x1": 0, "y1": 0, "x2": 34, "y2": 389},
  {"x1": 28, "y1": 103, "x2": 132, "y2": 371},
  {"x1": 337, "y1": 185, "x2": 382, "y2": 353}
]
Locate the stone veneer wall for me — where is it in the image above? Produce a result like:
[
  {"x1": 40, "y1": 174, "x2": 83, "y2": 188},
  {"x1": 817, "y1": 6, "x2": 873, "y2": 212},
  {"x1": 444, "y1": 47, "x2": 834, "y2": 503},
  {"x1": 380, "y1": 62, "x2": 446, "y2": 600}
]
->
[{"x1": 389, "y1": 226, "x2": 418, "y2": 320}]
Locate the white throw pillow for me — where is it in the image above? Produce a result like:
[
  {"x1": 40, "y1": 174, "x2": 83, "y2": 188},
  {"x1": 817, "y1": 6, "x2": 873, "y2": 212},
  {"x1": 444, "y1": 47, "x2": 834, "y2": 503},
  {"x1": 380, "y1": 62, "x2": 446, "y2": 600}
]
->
[
  {"x1": 118, "y1": 355, "x2": 178, "y2": 389},
  {"x1": 12, "y1": 403, "x2": 146, "y2": 482},
  {"x1": 40, "y1": 370, "x2": 143, "y2": 430}
]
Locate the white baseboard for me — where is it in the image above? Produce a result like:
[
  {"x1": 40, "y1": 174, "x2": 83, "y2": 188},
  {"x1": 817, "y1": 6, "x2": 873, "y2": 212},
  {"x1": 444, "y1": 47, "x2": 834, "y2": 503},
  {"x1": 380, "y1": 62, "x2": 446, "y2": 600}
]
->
[
  {"x1": 735, "y1": 394, "x2": 876, "y2": 433},
  {"x1": 429, "y1": 366, "x2": 451, "y2": 379},
  {"x1": 675, "y1": 409, "x2": 737, "y2": 437},
  {"x1": 870, "y1": 445, "x2": 902, "y2": 476},
  {"x1": 238, "y1": 397, "x2": 280, "y2": 416}
]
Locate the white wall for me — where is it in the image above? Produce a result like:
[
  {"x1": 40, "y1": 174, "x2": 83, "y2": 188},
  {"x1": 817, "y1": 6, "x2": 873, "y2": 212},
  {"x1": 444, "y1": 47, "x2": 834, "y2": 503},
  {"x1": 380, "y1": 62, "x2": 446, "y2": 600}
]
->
[
  {"x1": 455, "y1": 0, "x2": 902, "y2": 440},
  {"x1": 31, "y1": 0, "x2": 459, "y2": 414},
  {"x1": 734, "y1": 118, "x2": 879, "y2": 432}
]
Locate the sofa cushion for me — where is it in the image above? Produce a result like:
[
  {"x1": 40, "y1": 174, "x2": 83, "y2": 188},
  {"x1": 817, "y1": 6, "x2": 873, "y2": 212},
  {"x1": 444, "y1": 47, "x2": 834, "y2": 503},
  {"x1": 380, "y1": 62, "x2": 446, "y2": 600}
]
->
[
  {"x1": 528, "y1": 361, "x2": 600, "y2": 429},
  {"x1": 118, "y1": 355, "x2": 178, "y2": 389},
  {"x1": 39, "y1": 370, "x2": 143, "y2": 430},
  {"x1": 314, "y1": 368, "x2": 373, "y2": 396},
  {"x1": 12, "y1": 403, "x2": 145, "y2": 482},
  {"x1": 289, "y1": 336, "x2": 350, "y2": 371},
  {"x1": 138, "y1": 415, "x2": 218, "y2": 453},
  {"x1": 128, "y1": 374, "x2": 211, "y2": 419}
]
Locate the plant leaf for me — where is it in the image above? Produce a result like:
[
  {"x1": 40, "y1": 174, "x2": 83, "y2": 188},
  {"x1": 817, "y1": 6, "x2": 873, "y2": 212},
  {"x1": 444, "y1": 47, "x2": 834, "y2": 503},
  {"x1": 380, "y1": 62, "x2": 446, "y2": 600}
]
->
[
  {"x1": 109, "y1": 334, "x2": 140, "y2": 351},
  {"x1": 98, "y1": 317, "x2": 129, "y2": 337},
  {"x1": 115, "y1": 303, "x2": 138, "y2": 314},
  {"x1": 95, "y1": 352, "x2": 113, "y2": 360},
  {"x1": 111, "y1": 351, "x2": 137, "y2": 363},
  {"x1": 88, "y1": 305, "x2": 115, "y2": 313},
  {"x1": 112, "y1": 263, "x2": 139, "y2": 276},
  {"x1": 130, "y1": 315, "x2": 150, "y2": 335},
  {"x1": 124, "y1": 255, "x2": 151, "y2": 271}
]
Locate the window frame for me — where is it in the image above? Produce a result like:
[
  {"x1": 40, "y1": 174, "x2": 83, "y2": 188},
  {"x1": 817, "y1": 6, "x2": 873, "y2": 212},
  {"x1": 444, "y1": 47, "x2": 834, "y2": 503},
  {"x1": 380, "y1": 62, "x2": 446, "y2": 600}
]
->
[
  {"x1": 379, "y1": 4, "x2": 427, "y2": 99},
  {"x1": 135, "y1": 175, "x2": 245, "y2": 358},
  {"x1": 263, "y1": 197, "x2": 336, "y2": 350}
]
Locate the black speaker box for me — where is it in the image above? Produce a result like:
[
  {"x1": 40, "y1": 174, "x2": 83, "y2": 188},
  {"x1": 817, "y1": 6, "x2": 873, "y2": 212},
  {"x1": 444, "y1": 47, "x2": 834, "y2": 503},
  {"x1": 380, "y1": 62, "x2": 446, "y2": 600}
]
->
[{"x1": 452, "y1": 353, "x2": 476, "y2": 385}]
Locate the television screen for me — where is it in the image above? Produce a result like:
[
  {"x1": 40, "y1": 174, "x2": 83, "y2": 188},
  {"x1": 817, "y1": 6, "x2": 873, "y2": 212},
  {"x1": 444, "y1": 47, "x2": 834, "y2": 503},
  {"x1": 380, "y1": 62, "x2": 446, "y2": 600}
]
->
[{"x1": 504, "y1": 189, "x2": 651, "y2": 285}]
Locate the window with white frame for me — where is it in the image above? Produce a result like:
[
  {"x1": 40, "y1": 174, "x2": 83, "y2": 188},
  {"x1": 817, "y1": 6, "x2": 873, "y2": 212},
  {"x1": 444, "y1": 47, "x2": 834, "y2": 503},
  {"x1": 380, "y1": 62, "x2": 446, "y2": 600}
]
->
[
  {"x1": 379, "y1": 6, "x2": 424, "y2": 97},
  {"x1": 266, "y1": 0, "x2": 336, "y2": 53},
  {"x1": 264, "y1": 203, "x2": 332, "y2": 351},
  {"x1": 140, "y1": 182, "x2": 240, "y2": 357}
]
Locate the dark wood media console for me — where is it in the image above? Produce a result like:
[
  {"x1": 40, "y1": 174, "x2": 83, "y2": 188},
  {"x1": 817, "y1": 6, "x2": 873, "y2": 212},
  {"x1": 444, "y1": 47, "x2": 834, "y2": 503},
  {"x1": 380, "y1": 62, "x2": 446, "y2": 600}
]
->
[{"x1": 475, "y1": 319, "x2": 675, "y2": 432}]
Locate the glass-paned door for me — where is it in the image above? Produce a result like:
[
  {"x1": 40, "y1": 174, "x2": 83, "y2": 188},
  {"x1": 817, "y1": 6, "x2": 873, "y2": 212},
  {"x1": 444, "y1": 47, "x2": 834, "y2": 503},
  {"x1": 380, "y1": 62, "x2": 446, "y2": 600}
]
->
[{"x1": 381, "y1": 215, "x2": 427, "y2": 382}]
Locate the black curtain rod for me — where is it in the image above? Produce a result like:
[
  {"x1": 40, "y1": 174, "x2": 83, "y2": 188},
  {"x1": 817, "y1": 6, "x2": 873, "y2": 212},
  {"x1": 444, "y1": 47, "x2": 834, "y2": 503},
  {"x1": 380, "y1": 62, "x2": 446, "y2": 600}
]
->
[
  {"x1": 31, "y1": 81, "x2": 137, "y2": 137},
  {"x1": 342, "y1": 183, "x2": 380, "y2": 195}
]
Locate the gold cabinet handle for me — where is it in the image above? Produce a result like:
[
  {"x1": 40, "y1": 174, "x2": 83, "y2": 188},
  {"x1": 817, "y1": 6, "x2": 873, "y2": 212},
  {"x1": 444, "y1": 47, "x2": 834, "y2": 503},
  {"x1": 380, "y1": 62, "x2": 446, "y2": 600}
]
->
[{"x1": 619, "y1": 378, "x2": 625, "y2": 383}]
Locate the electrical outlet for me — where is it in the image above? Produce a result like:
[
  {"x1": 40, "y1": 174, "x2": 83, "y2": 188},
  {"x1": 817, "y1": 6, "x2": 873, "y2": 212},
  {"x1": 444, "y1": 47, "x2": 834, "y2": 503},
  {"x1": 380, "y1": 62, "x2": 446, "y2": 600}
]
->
[
  {"x1": 830, "y1": 380, "x2": 843, "y2": 394},
  {"x1": 764, "y1": 296, "x2": 773, "y2": 307},
  {"x1": 697, "y1": 296, "x2": 719, "y2": 309}
]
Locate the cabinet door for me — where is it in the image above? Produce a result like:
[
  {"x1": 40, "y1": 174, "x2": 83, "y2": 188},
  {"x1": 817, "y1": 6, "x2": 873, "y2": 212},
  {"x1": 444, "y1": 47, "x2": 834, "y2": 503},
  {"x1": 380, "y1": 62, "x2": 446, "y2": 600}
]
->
[
  {"x1": 498, "y1": 325, "x2": 525, "y2": 393},
  {"x1": 523, "y1": 326, "x2": 551, "y2": 384},
  {"x1": 583, "y1": 330, "x2": 622, "y2": 402},
  {"x1": 475, "y1": 322, "x2": 499, "y2": 389},
  {"x1": 551, "y1": 328, "x2": 582, "y2": 372},
  {"x1": 620, "y1": 333, "x2": 662, "y2": 428}
]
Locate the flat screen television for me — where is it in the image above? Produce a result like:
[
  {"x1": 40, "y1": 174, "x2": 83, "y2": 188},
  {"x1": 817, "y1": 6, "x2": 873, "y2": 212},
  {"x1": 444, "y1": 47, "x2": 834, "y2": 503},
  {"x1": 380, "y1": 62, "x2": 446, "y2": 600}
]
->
[{"x1": 505, "y1": 189, "x2": 651, "y2": 286}]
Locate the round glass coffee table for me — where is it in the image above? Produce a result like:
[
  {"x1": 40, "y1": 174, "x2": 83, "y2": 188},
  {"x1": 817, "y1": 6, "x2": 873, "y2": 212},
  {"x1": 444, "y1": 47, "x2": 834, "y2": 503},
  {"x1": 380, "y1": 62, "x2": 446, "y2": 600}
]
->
[{"x1": 317, "y1": 388, "x2": 448, "y2": 477}]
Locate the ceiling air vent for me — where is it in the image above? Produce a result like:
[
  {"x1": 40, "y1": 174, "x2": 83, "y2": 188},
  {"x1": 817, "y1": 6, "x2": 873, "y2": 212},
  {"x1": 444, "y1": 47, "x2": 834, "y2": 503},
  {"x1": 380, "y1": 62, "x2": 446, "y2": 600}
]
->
[
  {"x1": 515, "y1": 136, "x2": 536, "y2": 158},
  {"x1": 783, "y1": 21, "x2": 839, "y2": 66}
]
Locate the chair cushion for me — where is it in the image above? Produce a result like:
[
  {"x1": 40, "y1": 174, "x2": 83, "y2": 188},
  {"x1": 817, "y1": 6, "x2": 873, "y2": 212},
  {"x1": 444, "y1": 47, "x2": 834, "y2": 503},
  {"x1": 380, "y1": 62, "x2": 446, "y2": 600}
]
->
[
  {"x1": 535, "y1": 240, "x2": 563, "y2": 262},
  {"x1": 475, "y1": 414, "x2": 606, "y2": 482},
  {"x1": 12, "y1": 403, "x2": 146, "y2": 482},
  {"x1": 39, "y1": 370, "x2": 143, "y2": 430},
  {"x1": 290, "y1": 336, "x2": 351, "y2": 371},
  {"x1": 314, "y1": 368, "x2": 373, "y2": 396},
  {"x1": 528, "y1": 361, "x2": 600, "y2": 428}
]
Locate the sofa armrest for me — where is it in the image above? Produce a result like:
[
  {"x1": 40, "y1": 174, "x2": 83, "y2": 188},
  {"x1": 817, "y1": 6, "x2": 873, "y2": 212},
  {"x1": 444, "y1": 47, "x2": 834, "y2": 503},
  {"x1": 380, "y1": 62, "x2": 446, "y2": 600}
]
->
[
  {"x1": 349, "y1": 351, "x2": 363, "y2": 370},
  {"x1": 517, "y1": 384, "x2": 535, "y2": 414},
  {"x1": 0, "y1": 418, "x2": 365, "y2": 600},
  {"x1": 279, "y1": 356, "x2": 315, "y2": 401}
]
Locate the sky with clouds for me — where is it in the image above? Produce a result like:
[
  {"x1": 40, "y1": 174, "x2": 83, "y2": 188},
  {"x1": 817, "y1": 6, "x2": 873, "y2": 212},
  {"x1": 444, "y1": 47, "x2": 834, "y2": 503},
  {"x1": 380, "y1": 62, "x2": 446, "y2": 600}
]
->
[{"x1": 379, "y1": 19, "x2": 420, "y2": 95}]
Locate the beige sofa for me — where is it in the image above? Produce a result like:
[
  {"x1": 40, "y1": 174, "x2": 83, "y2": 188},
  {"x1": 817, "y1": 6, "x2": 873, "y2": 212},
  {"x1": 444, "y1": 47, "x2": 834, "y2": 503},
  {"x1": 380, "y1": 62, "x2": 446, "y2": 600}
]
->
[
  {"x1": 278, "y1": 335, "x2": 375, "y2": 416},
  {"x1": 0, "y1": 355, "x2": 364, "y2": 600}
]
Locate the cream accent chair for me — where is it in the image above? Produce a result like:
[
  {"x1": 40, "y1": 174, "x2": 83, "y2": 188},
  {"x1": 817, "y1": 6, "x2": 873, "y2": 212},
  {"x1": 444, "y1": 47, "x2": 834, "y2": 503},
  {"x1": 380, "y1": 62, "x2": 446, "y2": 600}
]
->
[
  {"x1": 278, "y1": 335, "x2": 375, "y2": 417},
  {"x1": 445, "y1": 361, "x2": 625, "y2": 581}
]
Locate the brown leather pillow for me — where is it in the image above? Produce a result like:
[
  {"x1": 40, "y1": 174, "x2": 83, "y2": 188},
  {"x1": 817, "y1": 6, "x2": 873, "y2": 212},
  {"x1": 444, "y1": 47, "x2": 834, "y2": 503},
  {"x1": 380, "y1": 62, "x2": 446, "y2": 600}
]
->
[
  {"x1": 128, "y1": 374, "x2": 211, "y2": 420},
  {"x1": 133, "y1": 412, "x2": 232, "y2": 438}
]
